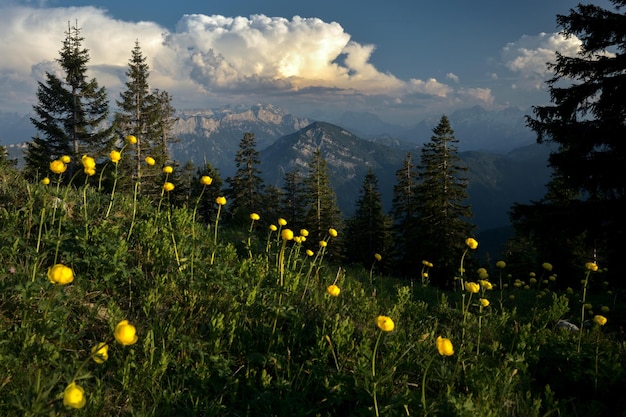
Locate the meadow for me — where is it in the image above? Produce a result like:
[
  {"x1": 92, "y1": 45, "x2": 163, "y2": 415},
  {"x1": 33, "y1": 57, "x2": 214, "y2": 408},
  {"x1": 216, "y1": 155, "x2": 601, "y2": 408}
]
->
[{"x1": 1, "y1": 153, "x2": 625, "y2": 417}]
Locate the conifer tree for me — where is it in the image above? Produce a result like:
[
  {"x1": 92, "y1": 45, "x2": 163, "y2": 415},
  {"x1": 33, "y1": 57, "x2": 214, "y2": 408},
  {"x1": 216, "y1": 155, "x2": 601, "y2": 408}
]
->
[
  {"x1": 114, "y1": 41, "x2": 178, "y2": 195},
  {"x1": 303, "y1": 148, "x2": 344, "y2": 259},
  {"x1": 415, "y1": 115, "x2": 474, "y2": 287},
  {"x1": 225, "y1": 132, "x2": 265, "y2": 222},
  {"x1": 24, "y1": 23, "x2": 113, "y2": 179},
  {"x1": 281, "y1": 168, "x2": 307, "y2": 229},
  {"x1": 391, "y1": 152, "x2": 419, "y2": 275},
  {"x1": 344, "y1": 169, "x2": 392, "y2": 268},
  {"x1": 521, "y1": 0, "x2": 626, "y2": 280}
]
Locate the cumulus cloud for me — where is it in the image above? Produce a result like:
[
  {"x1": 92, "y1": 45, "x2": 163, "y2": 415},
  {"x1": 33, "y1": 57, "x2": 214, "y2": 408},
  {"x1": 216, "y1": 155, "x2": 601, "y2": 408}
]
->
[
  {"x1": 501, "y1": 32, "x2": 582, "y2": 90},
  {"x1": 0, "y1": 4, "x2": 510, "y2": 120}
]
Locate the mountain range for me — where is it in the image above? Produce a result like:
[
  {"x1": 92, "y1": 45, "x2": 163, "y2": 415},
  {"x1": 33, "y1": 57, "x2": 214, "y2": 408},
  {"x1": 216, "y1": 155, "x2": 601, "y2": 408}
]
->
[{"x1": 2, "y1": 103, "x2": 552, "y2": 253}]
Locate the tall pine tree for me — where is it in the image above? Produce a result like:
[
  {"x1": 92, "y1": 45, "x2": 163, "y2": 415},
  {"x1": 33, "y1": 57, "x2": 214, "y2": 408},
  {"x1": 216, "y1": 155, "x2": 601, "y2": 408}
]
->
[
  {"x1": 345, "y1": 169, "x2": 392, "y2": 269},
  {"x1": 391, "y1": 152, "x2": 419, "y2": 275},
  {"x1": 281, "y1": 168, "x2": 307, "y2": 229},
  {"x1": 225, "y1": 132, "x2": 265, "y2": 223},
  {"x1": 25, "y1": 23, "x2": 113, "y2": 179},
  {"x1": 521, "y1": 0, "x2": 626, "y2": 281},
  {"x1": 415, "y1": 115, "x2": 474, "y2": 287}
]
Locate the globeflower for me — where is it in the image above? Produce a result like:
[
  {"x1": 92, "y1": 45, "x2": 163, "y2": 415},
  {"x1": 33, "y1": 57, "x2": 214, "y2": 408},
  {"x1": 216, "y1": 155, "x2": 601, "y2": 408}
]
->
[
  {"x1": 376, "y1": 315, "x2": 395, "y2": 332},
  {"x1": 63, "y1": 382, "x2": 86, "y2": 409},
  {"x1": 300, "y1": 229, "x2": 309, "y2": 237},
  {"x1": 125, "y1": 134, "x2": 137, "y2": 144},
  {"x1": 145, "y1": 156, "x2": 156, "y2": 166},
  {"x1": 319, "y1": 240, "x2": 327, "y2": 248},
  {"x1": 61, "y1": 155, "x2": 71, "y2": 164},
  {"x1": 464, "y1": 281, "x2": 480, "y2": 293},
  {"x1": 269, "y1": 224, "x2": 277, "y2": 232},
  {"x1": 542, "y1": 262, "x2": 553, "y2": 272},
  {"x1": 41, "y1": 177, "x2": 50, "y2": 185},
  {"x1": 281, "y1": 229, "x2": 294, "y2": 240},
  {"x1": 479, "y1": 298, "x2": 490, "y2": 307},
  {"x1": 465, "y1": 237, "x2": 478, "y2": 249},
  {"x1": 200, "y1": 175, "x2": 213, "y2": 185},
  {"x1": 109, "y1": 150, "x2": 121, "y2": 163},
  {"x1": 47, "y1": 264, "x2": 74, "y2": 285},
  {"x1": 306, "y1": 249, "x2": 314, "y2": 257},
  {"x1": 250, "y1": 213, "x2": 260, "y2": 221},
  {"x1": 594, "y1": 315, "x2": 607, "y2": 326},
  {"x1": 496, "y1": 260, "x2": 506, "y2": 269},
  {"x1": 374, "y1": 253, "x2": 382, "y2": 262},
  {"x1": 436, "y1": 336, "x2": 454, "y2": 356},
  {"x1": 114, "y1": 320, "x2": 138, "y2": 346},
  {"x1": 163, "y1": 182, "x2": 175, "y2": 192},
  {"x1": 91, "y1": 342, "x2": 109, "y2": 364},
  {"x1": 586, "y1": 262, "x2": 599, "y2": 272},
  {"x1": 278, "y1": 218, "x2": 287, "y2": 226},
  {"x1": 215, "y1": 196, "x2": 227, "y2": 206},
  {"x1": 327, "y1": 284, "x2": 341, "y2": 297},
  {"x1": 50, "y1": 159, "x2": 67, "y2": 174},
  {"x1": 81, "y1": 155, "x2": 96, "y2": 170},
  {"x1": 329, "y1": 228, "x2": 338, "y2": 238},
  {"x1": 163, "y1": 166, "x2": 173, "y2": 174}
]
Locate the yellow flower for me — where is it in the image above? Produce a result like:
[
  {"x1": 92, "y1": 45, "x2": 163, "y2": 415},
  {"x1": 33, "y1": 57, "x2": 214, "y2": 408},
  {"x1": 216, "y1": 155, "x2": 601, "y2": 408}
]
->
[
  {"x1": 84, "y1": 168, "x2": 96, "y2": 177},
  {"x1": 464, "y1": 281, "x2": 480, "y2": 293},
  {"x1": 250, "y1": 213, "x2": 260, "y2": 221},
  {"x1": 278, "y1": 218, "x2": 287, "y2": 226},
  {"x1": 109, "y1": 150, "x2": 121, "y2": 163},
  {"x1": 114, "y1": 320, "x2": 138, "y2": 346},
  {"x1": 328, "y1": 228, "x2": 338, "y2": 238},
  {"x1": 542, "y1": 262, "x2": 553, "y2": 272},
  {"x1": 306, "y1": 249, "x2": 314, "y2": 257},
  {"x1": 496, "y1": 260, "x2": 506, "y2": 269},
  {"x1": 81, "y1": 155, "x2": 96, "y2": 170},
  {"x1": 593, "y1": 315, "x2": 607, "y2": 326},
  {"x1": 465, "y1": 237, "x2": 478, "y2": 249},
  {"x1": 281, "y1": 229, "x2": 294, "y2": 240},
  {"x1": 479, "y1": 280, "x2": 493, "y2": 290},
  {"x1": 586, "y1": 262, "x2": 599, "y2": 272},
  {"x1": 61, "y1": 155, "x2": 71, "y2": 164},
  {"x1": 327, "y1": 284, "x2": 341, "y2": 297},
  {"x1": 216, "y1": 196, "x2": 227, "y2": 206},
  {"x1": 374, "y1": 253, "x2": 382, "y2": 262},
  {"x1": 201, "y1": 175, "x2": 213, "y2": 185},
  {"x1": 50, "y1": 159, "x2": 67, "y2": 174},
  {"x1": 479, "y1": 298, "x2": 490, "y2": 307},
  {"x1": 300, "y1": 229, "x2": 309, "y2": 237},
  {"x1": 601, "y1": 306, "x2": 610, "y2": 313},
  {"x1": 478, "y1": 270, "x2": 489, "y2": 279},
  {"x1": 319, "y1": 240, "x2": 327, "y2": 248},
  {"x1": 376, "y1": 315, "x2": 395, "y2": 332},
  {"x1": 91, "y1": 342, "x2": 109, "y2": 364},
  {"x1": 145, "y1": 156, "x2": 156, "y2": 166},
  {"x1": 63, "y1": 382, "x2": 86, "y2": 409},
  {"x1": 41, "y1": 177, "x2": 50, "y2": 185},
  {"x1": 163, "y1": 182, "x2": 175, "y2": 192},
  {"x1": 163, "y1": 166, "x2": 173, "y2": 174},
  {"x1": 269, "y1": 224, "x2": 277, "y2": 232},
  {"x1": 436, "y1": 336, "x2": 454, "y2": 356},
  {"x1": 125, "y1": 134, "x2": 137, "y2": 144},
  {"x1": 529, "y1": 272, "x2": 536, "y2": 277},
  {"x1": 47, "y1": 264, "x2": 74, "y2": 285}
]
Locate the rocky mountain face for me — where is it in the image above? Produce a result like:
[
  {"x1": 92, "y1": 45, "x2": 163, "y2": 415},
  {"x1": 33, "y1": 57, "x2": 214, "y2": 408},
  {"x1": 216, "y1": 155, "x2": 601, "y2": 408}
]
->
[{"x1": 170, "y1": 103, "x2": 311, "y2": 176}]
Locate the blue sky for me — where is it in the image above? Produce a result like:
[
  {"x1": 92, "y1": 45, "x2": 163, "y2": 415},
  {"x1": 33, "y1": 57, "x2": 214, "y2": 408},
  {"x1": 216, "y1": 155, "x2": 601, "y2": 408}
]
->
[{"x1": 0, "y1": 0, "x2": 616, "y2": 125}]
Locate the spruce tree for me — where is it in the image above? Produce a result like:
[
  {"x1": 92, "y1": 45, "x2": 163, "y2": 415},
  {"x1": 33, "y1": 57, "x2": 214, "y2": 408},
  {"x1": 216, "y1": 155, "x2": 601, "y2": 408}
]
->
[
  {"x1": 523, "y1": 0, "x2": 626, "y2": 280},
  {"x1": 24, "y1": 23, "x2": 113, "y2": 179},
  {"x1": 391, "y1": 152, "x2": 419, "y2": 275},
  {"x1": 225, "y1": 132, "x2": 265, "y2": 222},
  {"x1": 415, "y1": 115, "x2": 474, "y2": 287},
  {"x1": 114, "y1": 42, "x2": 178, "y2": 196},
  {"x1": 281, "y1": 168, "x2": 307, "y2": 229},
  {"x1": 303, "y1": 148, "x2": 344, "y2": 259},
  {"x1": 344, "y1": 169, "x2": 392, "y2": 269}
]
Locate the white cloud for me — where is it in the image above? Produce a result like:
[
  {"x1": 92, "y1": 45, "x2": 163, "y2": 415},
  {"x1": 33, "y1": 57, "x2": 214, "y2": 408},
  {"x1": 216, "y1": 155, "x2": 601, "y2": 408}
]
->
[{"x1": 446, "y1": 73, "x2": 459, "y2": 83}]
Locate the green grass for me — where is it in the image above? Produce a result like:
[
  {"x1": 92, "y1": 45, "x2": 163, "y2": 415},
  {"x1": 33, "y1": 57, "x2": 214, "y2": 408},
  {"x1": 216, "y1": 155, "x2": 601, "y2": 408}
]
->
[{"x1": 1, "y1": 163, "x2": 625, "y2": 417}]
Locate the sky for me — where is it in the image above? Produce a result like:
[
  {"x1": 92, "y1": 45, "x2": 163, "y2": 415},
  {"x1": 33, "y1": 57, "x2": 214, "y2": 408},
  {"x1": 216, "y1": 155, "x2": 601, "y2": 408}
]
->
[{"x1": 0, "y1": 0, "x2": 617, "y2": 126}]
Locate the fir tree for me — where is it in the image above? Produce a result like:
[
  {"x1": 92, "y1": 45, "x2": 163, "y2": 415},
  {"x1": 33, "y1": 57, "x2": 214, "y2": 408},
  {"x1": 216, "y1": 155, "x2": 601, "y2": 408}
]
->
[
  {"x1": 522, "y1": 0, "x2": 626, "y2": 280},
  {"x1": 303, "y1": 149, "x2": 344, "y2": 259},
  {"x1": 345, "y1": 169, "x2": 392, "y2": 269},
  {"x1": 24, "y1": 23, "x2": 114, "y2": 179},
  {"x1": 225, "y1": 132, "x2": 265, "y2": 222},
  {"x1": 415, "y1": 115, "x2": 474, "y2": 287},
  {"x1": 391, "y1": 152, "x2": 419, "y2": 276},
  {"x1": 281, "y1": 168, "x2": 307, "y2": 229}
]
